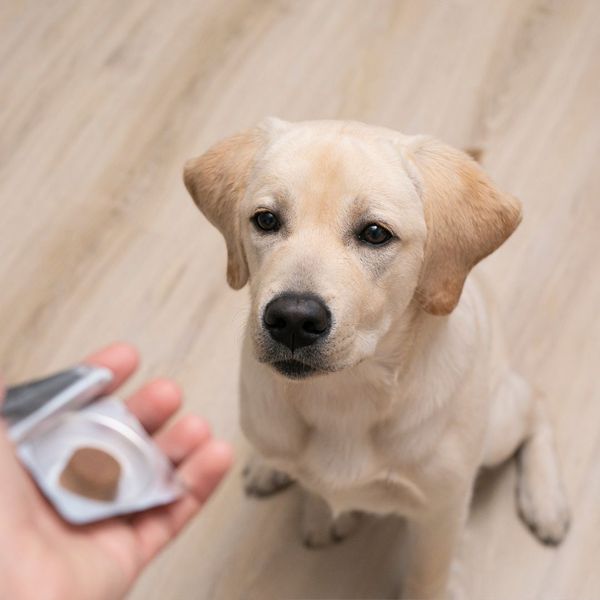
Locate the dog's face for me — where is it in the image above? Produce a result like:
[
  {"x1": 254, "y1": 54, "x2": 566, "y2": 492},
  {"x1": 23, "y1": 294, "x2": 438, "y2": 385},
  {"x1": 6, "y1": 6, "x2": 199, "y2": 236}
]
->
[
  {"x1": 238, "y1": 124, "x2": 426, "y2": 378},
  {"x1": 184, "y1": 119, "x2": 521, "y2": 380}
]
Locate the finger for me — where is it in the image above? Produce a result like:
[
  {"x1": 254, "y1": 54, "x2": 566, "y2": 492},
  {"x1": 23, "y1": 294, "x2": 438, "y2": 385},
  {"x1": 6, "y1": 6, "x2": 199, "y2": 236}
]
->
[
  {"x1": 154, "y1": 414, "x2": 212, "y2": 465},
  {"x1": 124, "y1": 379, "x2": 182, "y2": 434},
  {"x1": 84, "y1": 342, "x2": 139, "y2": 393},
  {"x1": 177, "y1": 439, "x2": 233, "y2": 506},
  {"x1": 131, "y1": 440, "x2": 233, "y2": 564}
]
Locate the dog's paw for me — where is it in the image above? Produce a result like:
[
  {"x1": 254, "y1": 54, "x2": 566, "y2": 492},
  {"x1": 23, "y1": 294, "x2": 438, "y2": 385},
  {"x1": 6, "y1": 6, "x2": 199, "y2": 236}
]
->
[
  {"x1": 242, "y1": 458, "x2": 293, "y2": 498},
  {"x1": 516, "y1": 471, "x2": 570, "y2": 546},
  {"x1": 302, "y1": 511, "x2": 361, "y2": 549}
]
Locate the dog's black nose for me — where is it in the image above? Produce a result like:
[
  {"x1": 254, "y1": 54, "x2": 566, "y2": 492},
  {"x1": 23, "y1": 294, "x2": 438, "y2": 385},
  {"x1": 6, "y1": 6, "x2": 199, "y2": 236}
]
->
[{"x1": 263, "y1": 293, "x2": 331, "y2": 351}]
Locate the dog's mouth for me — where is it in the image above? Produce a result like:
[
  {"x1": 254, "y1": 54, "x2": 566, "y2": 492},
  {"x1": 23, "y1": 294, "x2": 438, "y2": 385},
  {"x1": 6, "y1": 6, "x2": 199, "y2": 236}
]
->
[{"x1": 271, "y1": 359, "x2": 320, "y2": 380}]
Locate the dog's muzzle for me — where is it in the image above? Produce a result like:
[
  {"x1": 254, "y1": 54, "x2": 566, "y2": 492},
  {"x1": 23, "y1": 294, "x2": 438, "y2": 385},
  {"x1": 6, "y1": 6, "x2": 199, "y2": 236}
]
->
[{"x1": 261, "y1": 293, "x2": 331, "y2": 379}]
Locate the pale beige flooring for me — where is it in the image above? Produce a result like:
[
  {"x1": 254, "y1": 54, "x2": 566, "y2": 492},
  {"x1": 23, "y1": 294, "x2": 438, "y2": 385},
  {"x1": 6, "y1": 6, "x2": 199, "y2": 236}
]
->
[{"x1": 1, "y1": 1, "x2": 599, "y2": 598}]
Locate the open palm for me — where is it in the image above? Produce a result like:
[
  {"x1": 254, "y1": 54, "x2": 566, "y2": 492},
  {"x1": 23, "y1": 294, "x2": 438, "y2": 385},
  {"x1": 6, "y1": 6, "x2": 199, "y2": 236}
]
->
[{"x1": 0, "y1": 343, "x2": 232, "y2": 600}]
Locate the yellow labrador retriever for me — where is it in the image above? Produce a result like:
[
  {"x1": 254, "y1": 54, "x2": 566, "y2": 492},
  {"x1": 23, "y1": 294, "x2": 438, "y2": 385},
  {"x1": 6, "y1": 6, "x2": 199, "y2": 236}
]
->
[{"x1": 184, "y1": 119, "x2": 569, "y2": 599}]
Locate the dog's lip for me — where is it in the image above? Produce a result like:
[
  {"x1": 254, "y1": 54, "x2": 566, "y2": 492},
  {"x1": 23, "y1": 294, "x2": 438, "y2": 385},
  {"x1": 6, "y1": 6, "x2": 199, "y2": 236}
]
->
[{"x1": 271, "y1": 359, "x2": 319, "y2": 379}]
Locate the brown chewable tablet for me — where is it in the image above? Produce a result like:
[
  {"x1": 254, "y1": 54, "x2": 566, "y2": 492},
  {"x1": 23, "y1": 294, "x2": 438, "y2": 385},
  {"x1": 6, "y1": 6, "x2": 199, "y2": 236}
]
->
[{"x1": 59, "y1": 447, "x2": 121, "y2": 501}]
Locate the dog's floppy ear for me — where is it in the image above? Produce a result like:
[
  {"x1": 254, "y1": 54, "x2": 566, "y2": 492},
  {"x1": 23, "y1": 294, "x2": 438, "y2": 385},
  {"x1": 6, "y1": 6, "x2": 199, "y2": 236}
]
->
[
  {"x1": 403, "y1": 136, "x2": 522, "y2": 316},
  {"x1": 183, "y1": 127, "x2": 266, "y2": 289}
]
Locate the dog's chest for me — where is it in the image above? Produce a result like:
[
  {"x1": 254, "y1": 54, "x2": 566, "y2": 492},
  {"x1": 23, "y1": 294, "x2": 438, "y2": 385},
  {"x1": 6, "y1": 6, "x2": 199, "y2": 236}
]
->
[
  {"x1": 243, "y1": 387, "x2": 382, "y2": 470},
  {"x1": 298, "y1": 397, "x2": 384, "y2": 484},
  {"x1": 242, "y1": 376, "x2": 436, "y2": 514}
]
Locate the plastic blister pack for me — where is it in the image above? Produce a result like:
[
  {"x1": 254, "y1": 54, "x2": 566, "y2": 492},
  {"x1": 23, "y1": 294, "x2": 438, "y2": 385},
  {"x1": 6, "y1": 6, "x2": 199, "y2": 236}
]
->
[{"x1": 2, "y1": 365, "x2": 183, "y2": 524}]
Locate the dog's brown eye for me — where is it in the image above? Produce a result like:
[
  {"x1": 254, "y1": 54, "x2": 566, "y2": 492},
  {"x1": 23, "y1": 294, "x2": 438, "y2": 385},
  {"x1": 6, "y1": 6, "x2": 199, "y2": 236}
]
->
[
  {"x1": 358, "y1": 223, "x2": 393, "y2": 245},
  {"x1": 253, "y1": 211, "x2": 280, "y2": 232}
]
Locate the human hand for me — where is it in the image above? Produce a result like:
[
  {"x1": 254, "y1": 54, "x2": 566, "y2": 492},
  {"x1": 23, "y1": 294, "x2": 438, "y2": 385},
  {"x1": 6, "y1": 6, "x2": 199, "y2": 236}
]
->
[{"x1": 0, "y1": 343, "x2": 233, "y2": 600}]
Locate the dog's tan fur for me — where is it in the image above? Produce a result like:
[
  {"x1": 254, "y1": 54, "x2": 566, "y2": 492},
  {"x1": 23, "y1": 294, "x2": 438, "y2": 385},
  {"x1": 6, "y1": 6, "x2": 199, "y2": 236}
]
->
[{"x1": 185, "y1": 119, "x2": 569, "y2": 599}]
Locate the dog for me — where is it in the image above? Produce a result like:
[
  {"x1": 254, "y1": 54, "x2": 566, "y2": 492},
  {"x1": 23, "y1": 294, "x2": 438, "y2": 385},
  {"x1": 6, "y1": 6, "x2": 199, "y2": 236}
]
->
[{"x1": 184, "y1": 118, "x2": 569, "y2": 599}]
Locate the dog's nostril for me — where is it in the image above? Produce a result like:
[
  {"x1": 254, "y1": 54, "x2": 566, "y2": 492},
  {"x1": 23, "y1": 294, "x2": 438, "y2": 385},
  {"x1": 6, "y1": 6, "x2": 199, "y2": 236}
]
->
[
  {"x1": 303, "y1": 319, "x2": 326, "y2": 334},
  {"x1": 270, "y1": 317, "x2": 286, "y2": 329}
]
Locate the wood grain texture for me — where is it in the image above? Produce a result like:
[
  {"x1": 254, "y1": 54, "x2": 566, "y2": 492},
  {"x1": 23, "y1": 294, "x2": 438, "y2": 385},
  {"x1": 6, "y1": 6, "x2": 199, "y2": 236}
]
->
[{"x1": 1, "y1": 1, "x2": 599, "y2": 598}]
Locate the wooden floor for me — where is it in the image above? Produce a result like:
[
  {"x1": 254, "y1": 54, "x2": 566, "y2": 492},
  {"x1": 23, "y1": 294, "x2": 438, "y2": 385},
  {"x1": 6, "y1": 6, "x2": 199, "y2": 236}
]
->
[{"x1": 1, "y1": 1, "x2": 599, "y2": 598}]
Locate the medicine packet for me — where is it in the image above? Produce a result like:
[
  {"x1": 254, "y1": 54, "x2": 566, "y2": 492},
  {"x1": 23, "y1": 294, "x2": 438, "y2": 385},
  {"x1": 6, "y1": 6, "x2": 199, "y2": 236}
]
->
[{"x1": 2, "y1": 365, "x2": 184, "y2": 524}]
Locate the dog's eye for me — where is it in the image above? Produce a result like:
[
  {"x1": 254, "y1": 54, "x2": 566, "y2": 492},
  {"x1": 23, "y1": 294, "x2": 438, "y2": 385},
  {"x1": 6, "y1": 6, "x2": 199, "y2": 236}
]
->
[
  {"x1": 252, "y1": 211, "x2": 280, "y2": 232},
  {"x1": 358, "y1": 223, "x2": 393, "y2": 245}
]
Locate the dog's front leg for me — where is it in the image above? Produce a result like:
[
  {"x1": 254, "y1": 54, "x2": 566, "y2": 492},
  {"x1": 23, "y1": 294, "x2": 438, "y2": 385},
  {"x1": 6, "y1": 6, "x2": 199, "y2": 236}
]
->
[{"x1": 402, "y1": 494, "x2": 469, "y2": 600}]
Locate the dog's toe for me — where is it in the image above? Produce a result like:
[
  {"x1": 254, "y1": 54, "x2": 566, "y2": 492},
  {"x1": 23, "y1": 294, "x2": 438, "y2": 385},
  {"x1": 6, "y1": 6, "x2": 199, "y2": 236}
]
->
[
  {"x1": 517, "y1": 478, "x2": 570, "y2": 545},
  {"x1": 302, "y1": 525, "x2": 342, "y2": 549},
  {"x1": 302, "y1": 528, "x2": 333, "y2": 549},
  {"x1": 331, "y1": 511, "x2": 361, "y2": 541},
  {"x1": 302, "y1": 512, "x2": 361, "y2": 549}
]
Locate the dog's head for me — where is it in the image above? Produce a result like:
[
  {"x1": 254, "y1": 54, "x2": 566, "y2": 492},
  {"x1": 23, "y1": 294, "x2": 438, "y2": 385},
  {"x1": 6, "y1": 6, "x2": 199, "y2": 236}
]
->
[{"x1": 184, "y1": 119, "x2": 521, "y2": 380}]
